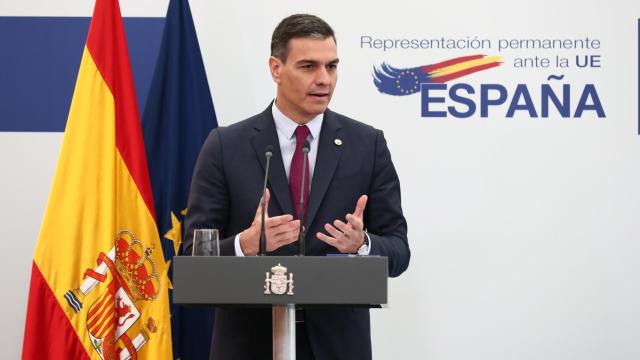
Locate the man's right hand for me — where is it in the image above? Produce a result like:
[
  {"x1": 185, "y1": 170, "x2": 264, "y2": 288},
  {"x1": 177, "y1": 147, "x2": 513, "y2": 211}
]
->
[{"x1": 239, "y1": 189, "x2": 300, "y2": 256}]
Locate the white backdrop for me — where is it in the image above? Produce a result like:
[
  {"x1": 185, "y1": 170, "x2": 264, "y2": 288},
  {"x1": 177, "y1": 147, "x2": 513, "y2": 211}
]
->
[{"x1": 1, "y1": 0, "x2": 639, "y2": 359}]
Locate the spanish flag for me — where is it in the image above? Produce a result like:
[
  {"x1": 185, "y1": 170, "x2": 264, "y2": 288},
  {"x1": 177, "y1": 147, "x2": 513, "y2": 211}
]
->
[{"x1": 22, "y1": 0, "x2": 172, "y2": 359}]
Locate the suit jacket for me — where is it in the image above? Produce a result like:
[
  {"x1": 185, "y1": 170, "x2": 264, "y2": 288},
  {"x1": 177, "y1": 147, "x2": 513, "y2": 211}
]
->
[{"x1": 183, "y1": 104, "x2": 410, "y2": 359}]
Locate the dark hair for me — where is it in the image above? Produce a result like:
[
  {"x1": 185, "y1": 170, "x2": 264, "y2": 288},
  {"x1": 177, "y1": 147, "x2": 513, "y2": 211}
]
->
[{"x1": 271, "y1": 14, "x2": 336, "y2": 62}]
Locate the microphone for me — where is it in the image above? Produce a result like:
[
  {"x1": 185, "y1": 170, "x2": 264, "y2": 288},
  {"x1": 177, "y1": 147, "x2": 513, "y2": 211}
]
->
[
  {"x1": 259, "y1": 145, "x2": 274, "y2": 256},
  {"x1": 298, "y1": 140, "x2": 311, "y2": 256}
]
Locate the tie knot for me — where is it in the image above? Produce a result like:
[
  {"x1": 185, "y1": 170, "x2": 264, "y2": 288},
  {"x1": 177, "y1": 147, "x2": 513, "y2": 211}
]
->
[{"x1": 295, "y1": 125, "x2": 310, "y2": 144}]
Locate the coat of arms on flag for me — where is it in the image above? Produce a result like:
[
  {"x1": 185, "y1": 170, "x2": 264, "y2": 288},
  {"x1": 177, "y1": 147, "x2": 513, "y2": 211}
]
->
[{"x1": 64, "y1": 230, "x2": 161, "y2": 359}]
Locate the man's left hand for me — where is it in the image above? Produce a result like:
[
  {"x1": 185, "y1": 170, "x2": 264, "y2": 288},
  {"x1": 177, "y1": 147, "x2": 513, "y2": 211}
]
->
[{"x1": 316, "y1": 195, "x2": 368, "y2": 253}]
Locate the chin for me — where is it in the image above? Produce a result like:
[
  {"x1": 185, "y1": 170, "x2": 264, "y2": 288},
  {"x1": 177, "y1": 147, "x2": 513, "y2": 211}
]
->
[
  {"x1": 305, "y1": 102, "x2": 330, "y2": 115},
  {"x1": 306, "y1": 107, "x2": 328, "y2": 117}
]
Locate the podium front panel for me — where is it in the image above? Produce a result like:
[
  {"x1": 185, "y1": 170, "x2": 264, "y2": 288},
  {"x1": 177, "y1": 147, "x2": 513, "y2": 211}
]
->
[{"x1": 173, "y1": 256, "x2": 388, "y2": 306}]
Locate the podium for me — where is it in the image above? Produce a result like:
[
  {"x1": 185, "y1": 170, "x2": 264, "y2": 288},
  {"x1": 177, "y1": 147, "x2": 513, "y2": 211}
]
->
[{"x1": 173, "y1": 256, "x2": 388, "y2": 360}]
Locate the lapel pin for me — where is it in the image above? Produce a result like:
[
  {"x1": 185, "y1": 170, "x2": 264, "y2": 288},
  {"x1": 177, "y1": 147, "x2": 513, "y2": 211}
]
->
[{"x1": 334, "y1": 138, "x2": 342, "y2": 146}]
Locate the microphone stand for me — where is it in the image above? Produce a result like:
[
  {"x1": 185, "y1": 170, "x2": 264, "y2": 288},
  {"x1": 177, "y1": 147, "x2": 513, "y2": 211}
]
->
[
  {"x1": 259, "y1": 146, "x2": 273, "y2": 256},
  {"x1": 297, "y1": 141, "x2": 310, "y2": 256}
]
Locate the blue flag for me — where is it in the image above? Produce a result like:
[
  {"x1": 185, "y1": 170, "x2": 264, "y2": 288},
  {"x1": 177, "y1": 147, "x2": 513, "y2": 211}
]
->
[{"x1": 141, "y1": 0, "x2": 217, "y2": 358}]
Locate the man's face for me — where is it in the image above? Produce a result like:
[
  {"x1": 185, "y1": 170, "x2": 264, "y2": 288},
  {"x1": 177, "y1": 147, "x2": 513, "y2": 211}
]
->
[{"x1": 269, "y1": 37, "x2": 338, "y2": 124}]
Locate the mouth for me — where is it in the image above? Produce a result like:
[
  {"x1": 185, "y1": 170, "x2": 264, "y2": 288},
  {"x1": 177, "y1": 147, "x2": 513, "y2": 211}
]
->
[{"x1": 309, "y1": 92, "x2": 330, "y2": 99}]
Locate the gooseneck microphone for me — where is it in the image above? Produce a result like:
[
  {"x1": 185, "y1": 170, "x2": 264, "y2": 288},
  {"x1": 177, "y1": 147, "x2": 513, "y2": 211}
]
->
[
  {"x1": 259, "y1": 145, "x2": 274, "y2": 256},
  {"x1": 298, "y1": 140, "x2": 311, "y2": 256}
]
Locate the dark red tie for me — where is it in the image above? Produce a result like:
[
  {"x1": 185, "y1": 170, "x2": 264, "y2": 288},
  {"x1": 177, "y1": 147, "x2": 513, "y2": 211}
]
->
[{"x1": 289, "y1": 125, "x2": 310, "y2": 219}]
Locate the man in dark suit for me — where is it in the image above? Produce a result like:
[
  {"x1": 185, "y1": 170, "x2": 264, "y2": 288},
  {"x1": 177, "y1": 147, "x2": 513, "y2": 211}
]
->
[{"x1": 183, "y1": 14, "x2": 410, "y2": 359}]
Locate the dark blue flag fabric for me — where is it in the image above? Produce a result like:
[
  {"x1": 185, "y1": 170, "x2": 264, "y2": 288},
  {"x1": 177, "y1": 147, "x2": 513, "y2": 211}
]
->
[{"x1": 141, "y1": 0, "x2": 217, "y2": 358}]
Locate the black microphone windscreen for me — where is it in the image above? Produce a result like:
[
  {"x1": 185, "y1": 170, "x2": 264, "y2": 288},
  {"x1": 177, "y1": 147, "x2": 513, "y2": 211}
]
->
[
  {"x1": 302, "y1": 140, "x2": 310, "y2": 153},
  {"x1": 265, "y1": 145, "x2": 274, "y2": 157}
]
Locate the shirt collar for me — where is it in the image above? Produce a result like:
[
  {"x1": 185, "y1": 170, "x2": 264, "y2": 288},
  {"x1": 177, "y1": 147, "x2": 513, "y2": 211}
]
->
[{"x1": 272, "y1": 100, "x2": 323, "y2": 141}]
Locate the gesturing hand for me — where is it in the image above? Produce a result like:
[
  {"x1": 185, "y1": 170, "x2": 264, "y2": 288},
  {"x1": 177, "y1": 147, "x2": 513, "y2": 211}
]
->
[
  {"x1": 316, "y1": 195, "x2": 367, "y2": 253},
  {"x1": 240, "y1": 189, "x2": 300, "y2": 256}
]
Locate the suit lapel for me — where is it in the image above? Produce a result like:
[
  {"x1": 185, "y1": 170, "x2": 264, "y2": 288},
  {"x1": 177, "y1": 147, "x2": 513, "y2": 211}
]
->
[
  {"x1": 306, "y1": 110, "x2": 344, "y2": 228},
  {"x1": 250, "y1": 106, "x2": 294, "y2": 216}
]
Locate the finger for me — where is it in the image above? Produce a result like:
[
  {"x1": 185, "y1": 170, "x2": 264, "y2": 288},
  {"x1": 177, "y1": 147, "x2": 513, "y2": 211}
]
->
[
  {"x1": 335, "y1": 219, "x2": 362, "y2": 249},
  {"x1": 264, "y1": 188, "x2": 270, "y2": 215},
  {"x1": 316, "y1": 232, "x2": 339, "y2": 247},
  {"x1": 268, "y1": 221, "x2": 300, "y2": 248},
  {"x1": 345, "y1": 213, "x2": 363, "y2": 230},
  {"x1": 324, "y1": 223, "x2": 344, "y2": 240},
  {"x1": 266, "y1": 230, "x2": 298, "y2": 251},
  {"x1": 353, "y1": 195, "x2": 368, "y2": 218},
  {"x1": 269, "y1": 219, "x2": 299, "y2": 237},
  {"x1": 254, "y1": 188, "x2": 272, "y2": 218},
  {"x1": 266, "y1": 214, "x2": 294, "y2": 227},
  {"x1": 333, "y1": 219, "x2": 351, "y2": 233},
  {"x1": 270, "y1": 227, "x2": 300, "y2": 246}
]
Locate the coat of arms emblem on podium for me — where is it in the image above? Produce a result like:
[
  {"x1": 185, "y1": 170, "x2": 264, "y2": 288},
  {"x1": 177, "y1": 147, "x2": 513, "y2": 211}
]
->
[{"x1": 264, "y1": 263, "x2": 294, "y2": 295}]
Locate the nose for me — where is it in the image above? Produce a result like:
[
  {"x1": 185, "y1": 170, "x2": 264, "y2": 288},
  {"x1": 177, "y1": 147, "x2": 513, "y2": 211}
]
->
[{"x1": 315, "y1": 67, "x2": 330, "y2": 86}]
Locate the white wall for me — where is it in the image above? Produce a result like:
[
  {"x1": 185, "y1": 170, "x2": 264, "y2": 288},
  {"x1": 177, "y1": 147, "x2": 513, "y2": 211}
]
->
[{"x1": 2, "y1": 0, "x2": 639, "y2": 359}]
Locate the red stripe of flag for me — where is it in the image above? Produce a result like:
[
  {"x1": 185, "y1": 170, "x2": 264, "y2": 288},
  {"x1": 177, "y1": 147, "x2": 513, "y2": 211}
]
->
[
  {"x1": 22, "y1": 262, "x2": 90, "y2": 360},
  {"x1": 420, "y1": 54, "x2": 485, "y2": 73},
  {"x1": 430, "y1": 62, "x2": 502, "y2": 83},
  {"x1": 85, "y1": 0, "x2": 157, "y2": 220}
]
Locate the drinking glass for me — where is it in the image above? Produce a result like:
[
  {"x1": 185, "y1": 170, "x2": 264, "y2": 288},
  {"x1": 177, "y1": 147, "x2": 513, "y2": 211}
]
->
[{"x1": 192, "y1": 229, "x2": 220, "y2": 256}]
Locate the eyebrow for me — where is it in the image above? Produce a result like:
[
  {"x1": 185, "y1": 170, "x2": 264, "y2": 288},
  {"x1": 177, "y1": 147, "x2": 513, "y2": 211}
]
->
[{"x1": 296, "y1": 58, "x2": 340, "y2": 65}]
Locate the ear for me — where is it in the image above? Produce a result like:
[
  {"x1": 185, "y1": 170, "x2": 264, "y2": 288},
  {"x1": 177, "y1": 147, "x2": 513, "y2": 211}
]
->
[{"x1": 268, "y1": 56, "x2": 282, "y2": 83}]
